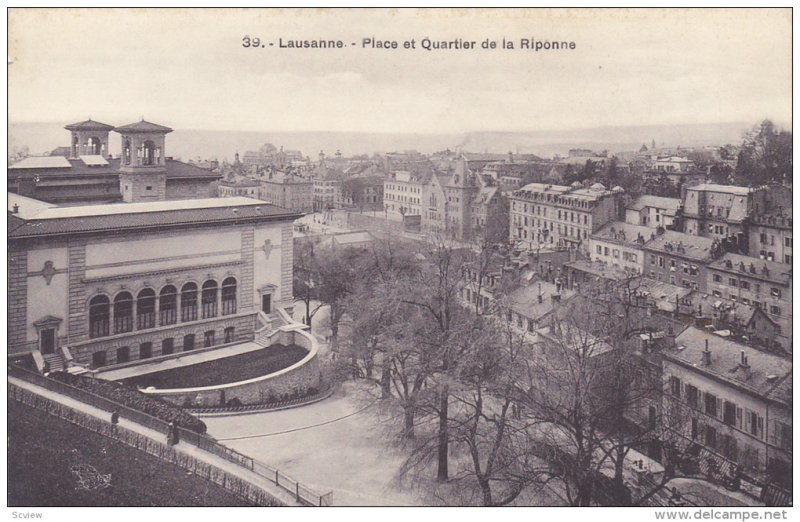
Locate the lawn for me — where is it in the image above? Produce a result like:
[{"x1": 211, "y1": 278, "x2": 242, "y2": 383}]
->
[
  {"x1": 7, "y1": 401, "x2": 253, "y2": 507},
  {"x1": 121, "y1": 344, "x2": 308, "y2": 389}
]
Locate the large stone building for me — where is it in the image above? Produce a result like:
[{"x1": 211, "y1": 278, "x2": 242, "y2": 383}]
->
[
  {"x1": 259, "y1": 171, "x2": 313, "y2": 213},
  {"x1": 682, "y1": 184, "x2": 768, "y2": 252},
  {"x1": 8, "y1": 193, "x2": 299, "y2": 370},
  {"x1": 748, "y1": 208, "x2": 793, "y2": 266},
  {"x1": 588, "y1": 221, "x2": 652, "y2": 275},
  {"x1": 641, "y1": 230, "x2": 722, "y2": 292},
  {"x1": 9, "y1": 119, "x2": 220, "y2": 205},
  {"x1": 509, "y1": 181, "x2": 623, "y2": 255},
  {"x1": 705, "y1": 253, "x2": 792, "y2": 353},
  {"x1": 663, "y1": 327, "x2": 791, "y2": 485}
]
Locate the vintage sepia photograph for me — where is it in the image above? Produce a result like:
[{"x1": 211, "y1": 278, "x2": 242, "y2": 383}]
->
[{"x1": 5, "y1": 6, "x2": 794, "y2": 513}]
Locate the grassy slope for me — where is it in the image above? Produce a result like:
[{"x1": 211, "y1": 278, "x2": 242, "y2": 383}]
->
[
  {"x1": 121, "y1": 344, "x2": 308, "y2": 389},
  {"x1": 7, "y1": 401, "x2": 253, "y2": 507}
]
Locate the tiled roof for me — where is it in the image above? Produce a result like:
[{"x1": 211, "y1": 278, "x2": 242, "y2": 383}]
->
[
  {"x1": 668, "y1": 326, "x2": 791, "y2": 397},
  {"x1": 114, "y1": 120, "x2": 174, "y2": 134},
  {"x1": 708, "y1": 253, "x2": 791, "y2": 285},
  {"x1": 64, "y1": 119, "x2": 115, "y2": 131},
  {"x1": 591, "y1": 221, "x2": 652, "y2": 245},
  {"x1": 642, "y1": 230, "x2": 716, "y2": 261},
  {"x1": 686, "y1": 184, "x2": 753, "y2": 196},
  {"x1": 626, "y1": 195, "x2": 682, "y2": 212},
  {"x1": 8, "y1": 197, "x2": 300, "y2": 239},
  {"x1": 507, "y1": 281, "x2": 575, "y2": 321}
]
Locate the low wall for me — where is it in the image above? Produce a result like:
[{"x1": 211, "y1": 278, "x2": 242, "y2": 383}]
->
[{"x1": 140, "y1": 325, "x2": 322, "y2": 409}]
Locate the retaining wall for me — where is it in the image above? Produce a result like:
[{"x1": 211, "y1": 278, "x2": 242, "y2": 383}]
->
[{"x1": 140, "y1": 326, "x2": 322, "y2": 409}]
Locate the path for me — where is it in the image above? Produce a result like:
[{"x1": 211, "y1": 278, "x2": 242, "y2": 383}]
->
[
  {"x1": 204, "y1": 382, "x2": 420, "y2": 506},
  {"x1": 8, "y1": 375, "x2": 302, "y2": 507}
]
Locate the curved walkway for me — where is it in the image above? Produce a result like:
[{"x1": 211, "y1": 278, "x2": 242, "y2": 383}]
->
[
  {"x1": 8, "y1": 375, "x2": 303, "y2": 507},
  {"x1": 204, "y1": 383, "x2": 421, "y2": 506}
]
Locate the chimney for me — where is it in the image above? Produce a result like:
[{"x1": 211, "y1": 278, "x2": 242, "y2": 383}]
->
[
  {"x1": 702, "y1": 339, "x2": 712, "y2": 366},
  {"x1": 738, "y1": 350, "x2": 752, "y2": 380},
  {"x1": 537, "y1": 283, "x2": 543, "y2": 303},
  {"x1": 12, "y1": 204, "x2": 19, "y2": 214}
]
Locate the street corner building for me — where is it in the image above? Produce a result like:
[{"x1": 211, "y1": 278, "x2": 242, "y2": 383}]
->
[{"x1": 7, "y1": 120, "x2": 301, "y2": 371}]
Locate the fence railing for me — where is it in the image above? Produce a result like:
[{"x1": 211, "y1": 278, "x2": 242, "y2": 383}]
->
[
  {"x1": 8, "y1": 365, "x2": 333, "y2": 506},
  {"x1": 9, "y1": 383, "x2": 283, "y2": 507}
]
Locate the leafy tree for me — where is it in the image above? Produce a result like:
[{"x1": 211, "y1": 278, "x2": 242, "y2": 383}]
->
[{"x1": 735, "y1": 120, "x2": 792, "y2": 186}]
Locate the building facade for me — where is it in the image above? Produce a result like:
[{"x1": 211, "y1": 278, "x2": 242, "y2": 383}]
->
[
  {"x1": 589, "y1": 221, "x2": 651, "y2": 275},
  {"x1": 641, "y1": 230, "x2": 722, "y2": 292},
  {"x1": 625, "y1": 195, "x2": 682, "y2": 229},
  {"x1": 259, "y1": 172, "x2": 313, "y2": 213},
  {"x1": 682, "y1": 184, "x2": 768, "y2": 251},
  {"x1": 8, "y1": 194, "x2": 299, "y2": 369},
  {"x1": 705, "y1": 253, "x2": 792, "y2": 353},
  {"x1": 663, "y1": 327, "x2": 791, "y2": 484},
  {"x1": 509, "y1": 182, "x2": 623, "y2": 255}
]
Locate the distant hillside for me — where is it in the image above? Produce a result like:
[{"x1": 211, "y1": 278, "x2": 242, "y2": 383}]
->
[{"x1": 9, "y1": 121, "x2": 765, "y2": 162}]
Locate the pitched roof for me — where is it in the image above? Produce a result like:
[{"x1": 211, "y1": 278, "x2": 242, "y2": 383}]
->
[
  {"x1": 591, "y1": 221, "x2": 652, "y2": 245},
  {"x1": 7, "y1": 196, "x2": 300, "y2": 239},
  {"x1": 64, "y1": 119, "x2": 115, "y2": 131},
  {"x1": 686, "y1": 183, "x2": 753, "y2": 196},
  {"x1": 642, "y1": 230, "x2": 716, "y2": 261},
  {"x1": 668, "y1": 326, "x2": 792, "y2": 398},
  {"x1": 507, "y1": 281, "x2": 575, "y2": 321},
  {"x1": 626, "y1": 195, "x2": 682, "y2": 213},
  {"x1": 114, "y1": 120, "x2": 174, "y2": 134},
  {"x1": 707, "y1": 253, "x2": 792, "y2": 285}
]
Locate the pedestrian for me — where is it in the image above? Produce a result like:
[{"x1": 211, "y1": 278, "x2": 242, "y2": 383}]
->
[
  {"x1": 167, "y1": 421, "x2": 178, "y2": 446},
  {"x1": 110, "y1": 410, "x2": 120, "y2": 434}
]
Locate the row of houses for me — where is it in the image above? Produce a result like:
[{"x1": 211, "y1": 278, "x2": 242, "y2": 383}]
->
[{"x1": 457, "y1": 256, "x2": 791, "y2": 494}]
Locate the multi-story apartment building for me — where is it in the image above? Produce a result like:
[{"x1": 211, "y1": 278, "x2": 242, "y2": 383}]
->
[
  {"x1": 259, "y1": 171, "x2": 313, "y2": 213},
  {"x1": 335, "y1": 175, "x2": 384, "y2": 211},
  {"x1": 312, "y1": 165, "x2": 345, "y2": 211},
  {"x1": 589, "y1": 221, "x2": 651, "y2": 275},
  {"x1": 217, "y1": 177, "x2": 261, "y2": 198},
  {"x1": 383, "y1": 169, "x2": 428, "y2": 219},
  {"x1": 641, "y1": 230, "x2": 722, "y2": 292},
  {"x1": 625, "y1": 195, "x2": 682, "y2": 229},
  {"x1": 748, "y1": 209, "x2": 792, "y2": 265},
  {"x1": 682, "y1": 184, "x2": 768, "y2": 252},
  {"x1": 706, "y1": 253, "x2": 792, "y2": 353},
  {"x1": 509, "y1": 182, "x2": 623, "y2": 255},
  {"x1": 663, "y1": 327, "x2": 791, "y2": 485}
]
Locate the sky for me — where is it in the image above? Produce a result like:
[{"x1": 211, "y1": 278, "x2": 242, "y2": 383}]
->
[{"x1": 8, "y1": 8, "x2": 793, "y2": 135}]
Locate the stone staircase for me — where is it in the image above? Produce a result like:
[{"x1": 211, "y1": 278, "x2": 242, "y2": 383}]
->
[{"x1": 42, "y1": 353, "x2": 66, "y2": 373}]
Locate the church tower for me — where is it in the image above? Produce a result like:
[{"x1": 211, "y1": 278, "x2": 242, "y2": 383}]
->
[
  {"x1": 114, "y1": 120, "x2": 173, "y2": 202},
  {"x1": 65, "y1": 119, "x2": 114, "y2": 159}
]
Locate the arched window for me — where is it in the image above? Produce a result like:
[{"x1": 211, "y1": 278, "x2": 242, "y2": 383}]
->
[
  {"x1": 202, "y1": 280, "x2": 218, "y2": 318},
  {"x1": 89, "y1": 295, "x2": 110, "y2": 338},
  {"x1": 221, "y1": 277, "x2": 237, "y2": 315},
  {"x1": 123, "y1": 139, "x2": 131, "y2": 165},
  {"x1": 89, "y1": 136, "x2": 102, "y2": 155},
  {"x1": 136, "y1": 289, "x2": 156, "y2": 330},
  {"x1": 181, "y1": 283, "x2": 198, "y2": 322},
  {"x1": 159, "y1": 285, "x2": 177, "y2": 325},
  {"x1": 113, "y1": 292, "x2": 134, "y2": 334},
  {"x1": 143, "y1": 140, "x2": 156, "y2": 166}
]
